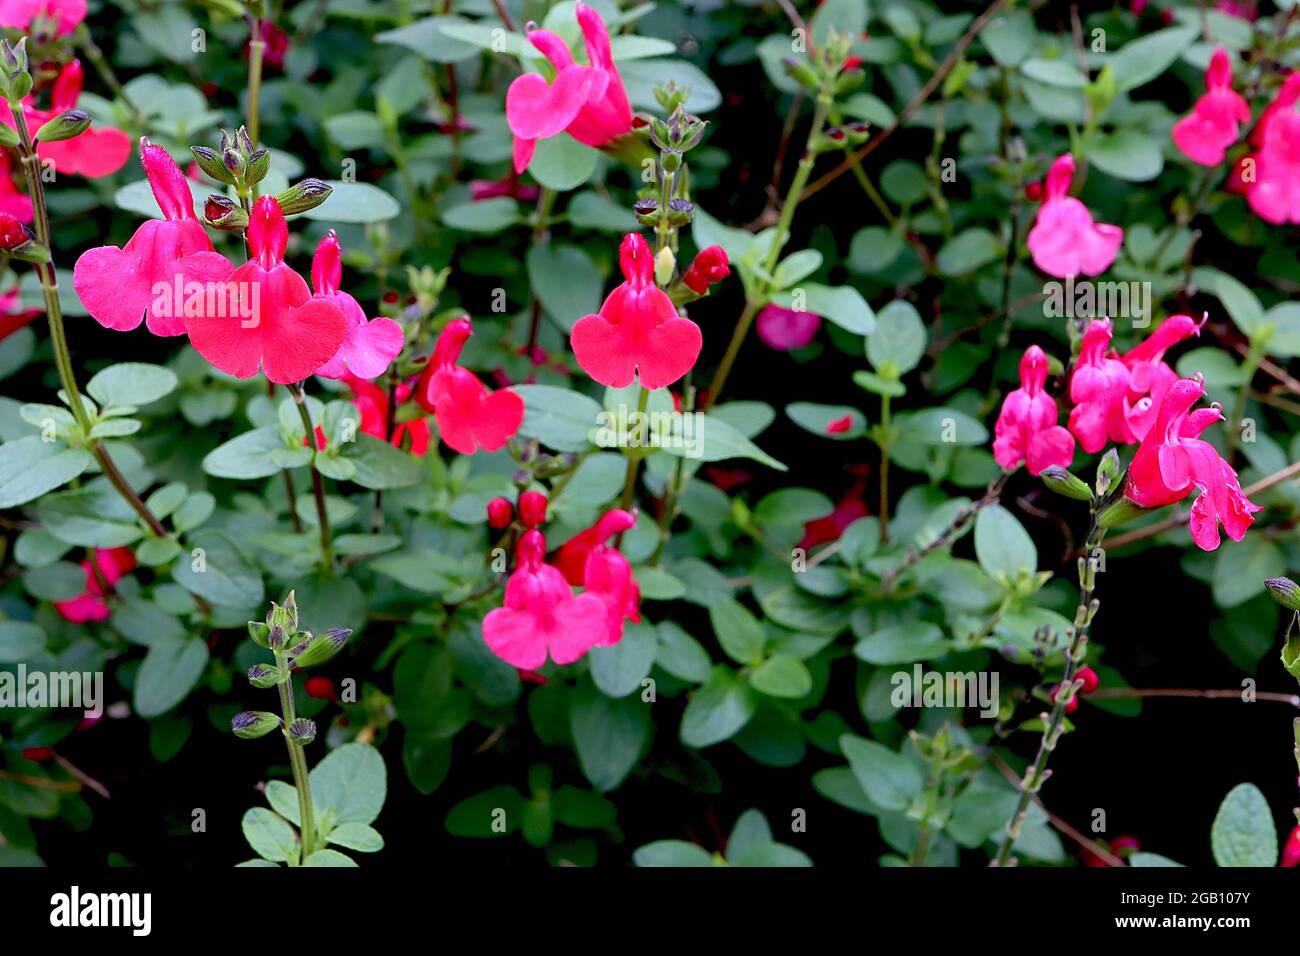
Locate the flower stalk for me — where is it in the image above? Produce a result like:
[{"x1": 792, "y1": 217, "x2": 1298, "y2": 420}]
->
[{"x1": 287, "y1": 382, "x2": 334, "y2": 568}]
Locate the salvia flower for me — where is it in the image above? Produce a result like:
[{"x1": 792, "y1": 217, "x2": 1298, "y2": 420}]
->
[
  {"x1": 1068, "y1": 320, "x2": 1133, "y2": 453},
  {"x1": 1172, "y1": 47, "x2": 1249, "y2": 166},
  {"x1": 992, "y1": 345, "x2": 1075, "y2": 476},
  {"x1": 1246, "y1": 90, "x2": 1300, "y2": 224},
  {"x1": 756, "y1": 303, "x2": 821, "y2": 351},
  {"x1": 1230, "y1": 71, "x2": 1300, "y2": 197},
  {"x1": 1282, "y1": 825, "x2": 1300, "y2": 867},
  {"x1": 310, "y1": 231, "x2": 403, "y2": 380},
  {"x1": 53, "y1": 546, "x2": 135, "y2": 623},
  {"x1": 505, "y1": 1, "x2": 634, "y2": 173},
  {"x1": 571, "y1": 232, "x2": 702, "y2": 389},
  {"x1": 682, "y1": 245, "x2": 730, "y2": 294},
  {"x1": 185, "y1": 195, "x2": 349, "y2": 384},
  {"x1": 557, "y1": 508, "x2": 636, "y2": 585},
  {"x1": 0, "y1": 151, "x2": 32, "y2": 222},
  {"x1": 343, "y1": 371, "x2": 430, "y2": 457},
  {"x1": 518, "y1": 490, "x2": 548, "y2": 528},
  {"x1": 482, "y1": 529, "x2": 608, "y2": 669},
  {"x1": 486, "y1": 497, "x2": 514, "y2": 529},
  {"x1": 559, "y1": 508, "x2": 640, "y2": 645},
  {"x1": 74, "y1": 139, "x2": 232, "y2": 336},
  {"x1": 11, "y1": 61, "x2": 130, "y2": 178},
  {"x1": 1025, "y1": 153, "x2": 1123, "y2": 278},
  {"x1": 416, "y1": 316, "x2": 524, "y2": 455},
  {"x1": 0, "y1": 284, "x2": 40, "y2": 343},
  {"x1": 1119, "y1": 313, "x2": 1203, "y2": 440},
  {"x1": 1126, "y1": 375, "x2": 1261, "y2": 551},
  {"x1": 0, "y1": 0, "x2": 84, "y2": 37}
]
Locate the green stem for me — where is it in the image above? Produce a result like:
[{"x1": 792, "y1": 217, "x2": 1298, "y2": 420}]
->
[
  {"x1": 993, "y1": 507, "x2": 1105, "y2": 866},
  {"x1": 273, "y1": 650, "x2": 317, "y2": 861},
  {"x1": 8, "y1": 99, "x2": 166, "y2": 537},
  {"x1": 618, "y1": 386, "x2": 650, "y2": 516},
  {"x1": 879, "y1": 394, "x2": 891, "y2": 542},
  {"x1": 247, "y1": 16, "x2": 266, "y2": 146},
  {"x1": 288, "y1": 383, "x2": 334, "y2": 568},
  {"x1": 705, "y1": 92, "x2": 831, "y2": 411}
]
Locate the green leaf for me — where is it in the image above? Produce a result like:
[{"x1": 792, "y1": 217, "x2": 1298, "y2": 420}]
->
[
  {"x1": 661, "y1": 414, "x2": 786, "y2": 471},
  {"x1": 854, "y1": 621, "x2": 950, "y2": 665},
  {"x1": 241, "y1": 807, "x2": 299, "y2": 864},
  {"x1": 1110, "y1": 24, "x2": 1197, "y2": 92},
  {"x1": 680, "y1": 667, "x2": 757, "y2": 748},
  {"x1": 773, "y1": 283, "x2": 875, "y2": 335},
  {"x1": 632, "y1": 840, "x2": 715, "y2": 866},
  {"x1": 840, "y1": 734, "x2": 923, "y2": 812},
  {"x1": 302, "y1": 849, "x2": 359, "y2": 866},
  {"x1": 570, "y1": 686, "x2": 652, "y2": 792},
  {"x1": 302, "y1": 182, "x2": 401, "y2": 224},
  {"x1": 731, "y1": 842, "x2": 813, "y2": 867},
  {"x1": 341, "y1": 434, "x2": 423, "y2": 489},
  {"x1": 528, "y1": 135, "x2": 599, "y2": 191},
  {"x1": 445, "y1": 785, "x2": 525, "y2": 837},
  {"x1": 0, "y1": 437, "x2": 93, "y2": 509},
  {"x1": 527, "y1": 244, "x2": 603, "y2": 332},
  {"x1": 1193, "y1": 267, "x2": 1265, "y2": 338},
  {"x1": 1210, "y1": 783, "x2": 1277, "y2": 867},
  {"x1": 327, "y1": 822, "x2": 384, "y2": 853},
  {"x1": 0, "y1": 621, "x2": 46, "y2": 662},
  {"x1": 1212, "y1": 537, "x2": 1284, "y2": 609},
  {"x1": 619, "y1": 59, "x2": 722, "y2": 113},
  {"x1": 38, "y1": 485, "x2": 142, "y2": 548},
  {"x1": 655, "y1": 622, "x2": 712, "y2": 683},
  {"x1": 1086, "y1": 128, "x2": 1163, "y2": 182},
  {"x1": 786, "y1": 402, "x2": 867, "y2": 440},
  {"x1": 589, "y1": 620, "x2": 657, "y2": 698},
  {"x1": 513, "y1": 384, "x2": 602, "y2": 452},
  {"x1": 202, "y1": 428, "x2": 295, "y2": 480},
  {"x1": 709, "y1": 598, "x2": 767, "y2": 665},
  {"x1": 749, "y1": 654, "x2": 813, "y2": 698},
  {"x1": 86, "y1": 363, "x2": 178, "y2": 407},
  {"x1": 974, "y1": 504, "x2": 1036, "y2": 578},
  {"x1": 310, "y1": 743, "x2": 387, "y2": 827},
  {"x1": 22, "y1": 561, "x2": 85, "y2": 601},
  {"x1": 171, "y1": 529, "x2": 263, "y2": 609},
  {"x1": 441, "y1": 197, "x2": 520, "y2": 233},
  {"x1": 377, "y1": 14, "x2": 482, "y2": 62},
  {"x1": 980, "y1": 9, "x2": 1036, "y2": 66},
  {"x1": 134, "y1": 636, "x2": 210, "y2": 718},
  {"x1": 936, "y1": 228, "x2": 1001, "y2": 276},
  {"x1": 867, "y1": 300, "x2": 927, "y2": 375}
]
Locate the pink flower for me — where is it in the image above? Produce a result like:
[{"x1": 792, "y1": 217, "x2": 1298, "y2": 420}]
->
[
  {"x1": 1068, "y1": 320, "x2": 1133, "y2": 453},
  {"x1": 992, "y1": 345, "x2": 1075, "y2": 475},
  {"x1": 1172, "y1": 48, "x2": 1249, "y2": 166},
  {"x1": 570, "y1": 232, "x2": 702, "y2": 389},
  {"x1": 0, "y1": 0, "x2": 84, "y2": 35},
  {"x1": 3, "y1": 61, "x2": 131, "y2": 178},
  {"x1": 555, "y1": 508, "x2": 640, "y2": 645},
  {"x1": 310, "y1": 232, "x2": 403, "y2": 380},
  {"x1": 756, "y1": 304, "x2": 821, "y2": 351},
  {"x1": 556, "y1": 509, "x2": 636, "y2": 585},
  {"x1": 682, "y1": 246, "x2": 730, "y2": 294},
  {"x1": 799, "y1": 469, "x2": 871, "y2": 550},
  {"x1": 505, "y1": 1, "x2": 634, "y2": 173},
  {"x1": 73, "y1": 139, "x2": 233, "y2": 336},
  {"x1": 1119, "y1": 313, "x2": 1202, "y2": 440},
  {"x1": 469, "y1": 174, "x2": 539, "y2": 202},
  {"x1": 0, "y1": 285, "x2": 40, "y2": 342},
  {"x1": 482, "y1": 529, "x2": 608, "y2": 669},
  {"x1": 54, "y1": 547, "x2": 135, "y2": 623},
  {"x1": 342, "y1": 372, "x2": 430, "y2": 457},
  {"x1": 1026, "y1": 154, "x2": 1123, "y2": 278},
  {"x1": 184, "y1": 196, "x2": 348, "y2": 384},
  {"x1": 825, "y1": 414, "x2": 853, "y2": 434},
  {"x1": 0, "y1": 151, "x2": 32, "y2": 223},
  {"x1": 1126, "y1": 375, "x2": 1261, "y2": 551},
  {"x1": 1282, "y1": 826, "x2": 1300, "y2": 867},
  {"x1": 1246, "y1": 95, "x2": 1300, "y2": 224},
  {"x1": 1215, "y1": 0, "x2": 1257, "y2": 21},
  {"x1": 415, "y1": 317, "x2": 524, "y2": 455}
]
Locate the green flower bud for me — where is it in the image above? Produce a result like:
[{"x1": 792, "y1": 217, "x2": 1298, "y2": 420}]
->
[
  {"x1": 1040, "y1": 466, "x2": 1093, "y2": 502},
  {"x1": 1282, "y1": 627, "x2": 1300, "y2": 682},
  {"x1": 287, "y1": 627, "x2": 352, "y2": 669},
  {"x1": 247, "y1": 620, "x2": 272, "y2": 648},
  {"x1": 288, "y1": 717, "x2": 317, "y2": 745},
  {"x1": 654, "y1": 247, "x2": 676, "y2": 288},
  {"x1": 275, "y1": 178, "x2": 332, "y2": 216},
  {"x1": 231, "y1": 711, "x2": 281, "y2": 739},
  {"x1": 34, "y1": 109, "x2": 91, "y2": 143},
  {"x1": 222, "y1": 147, "x2": 245, "y2": 179},
  {"x1": 247, "y1": 663, "x2": 286, "y2": 689},
  {"x1": 191, "y1": 145, "x2": 236, "y2": 185},
  {"x1": 1266, "y1": 577, "x2": 1300, "y2": 612},
  {"x1": 282, "y1": 590, "x2": 299, "y2": 633},
  {"x1": 782, "y1": 56, "x2": 821, "y2": 92},
  {"x1": 1095, "y1": 448, "x2": 1122, "y2": 497},
  {"x1": 203, "y1": 195, "x2": 249, "y2": 231},
  {"x1": 633, "y1": 197, "x2": 660, "y2": 226},
  {"x1": 245, "y1": 148, "x2": 271, "y2": 186}
]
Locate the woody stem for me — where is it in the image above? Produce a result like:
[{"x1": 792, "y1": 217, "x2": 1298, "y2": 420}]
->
[
  {"x1": 7, "y1": 99, "x2": 166, "y2": 538},
  {"x1": 993, "y1": 506, "x2": 1105, "y2": 866},
  {"x1": 704, "y1": 92, "x2": 831, "y2": 411},
  {"x1": 287, "y1": 383, "x2": 334, "y2": 568}
]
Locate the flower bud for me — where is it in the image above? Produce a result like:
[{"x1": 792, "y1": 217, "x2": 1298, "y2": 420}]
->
[
  {"x1": 245, "y1": 148, "x2": 271, "y2": 185},
  {"x1": 247, "y1": 663, "x2": 285, "y2": 689},
  {"x1": 247, "y1": 620, "x2": 272, "y2": 648},
  {"x1": 231, "y1": 710, "x2": 282, "y2": 739},
  {"x1": 1040, "y1": 466, "x2": 1092, "y2": 502},
  {"x1": 288, "y1": 717, "x2": 317, "y2": 745},
  {"x1": 665, "y1": 197, "x2": 694, "y2": 227},
  {"x1": 204, "y1": 195, "x2": 249, "y2": 231},
  {"x1": 486, "y1": 497, "x2": 513, "y2": 529},
  {"x1": 782, "y1": 56, "x2": 821, "y2": 92},
  {"x1": 34, "y1": 109, "x2": 91, "y2": 143},
  {"x1": 633, "y1": 197, "x2": 659, "y2": 226},
  {"x1": 661, "y1": 148, "x2": 682, "y2": 173},
  {"x1": 282, "y1": 590, "x2": 299, "y2": 633},
  {"x1": 1266, "y1": 577, "x2": 1300, "y2": 612},
  {"x1": 287, "y1": 627, "x2": 352, "y2": 668},
  {"x1": 191, "y1": 145, "x2": 236, "y2": 184},
  {"x1": 1095, "y1": 448, "x2": 1122, "y2": 496},
  {"x1": 518, "y1": 491, "x2": 547, "y2": 528},
  {"x1": 276, "y1": 178, "x2": 332, "y2": 215},
  {"x1": 682, "y1": 245, "x2": 730, "y2": 294},
  {"x1": 1075, "y1": 665, "x2": 1100, "y2": 694},
  {"x1": 222, "y1": 147, "x2": 245, "y2": 179},
  {"x1": 268, "y1": 624, "x2": 286, "y2": 649},
  {"x1": 1281, "y1": 626, "x2": 1300, "y2": 681},
  {"x1": 654, "y1": 247, "x2": 676, "y2": 288},
  {"x1": 0, "y1": 212, "x2": 48, "y2": 263}
]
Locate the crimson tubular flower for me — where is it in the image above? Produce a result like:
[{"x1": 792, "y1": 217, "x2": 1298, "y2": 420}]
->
[
  {"x1": 416, "y1": 317, "x2": 524, "y2": 455},
  {"x1": 310, "y1": 231, "x2": 403, "y2": 380},
  {"x1": 482, "y1": 530, "x2": 608, "y2": 669},
  {"x1": 1119, "y1": 313, "x2": 1202, "y2": 439},
  {"x1": 1126, "y1": 375, "x2": 1261, "y2": 551},
  {"x1": 184, "y1": 196, "x2": 348, "y2": 384},
  {"x1": 556, "y1": 508, "x2": 636, "y2": 584},
  {"x1": 505, "y1": 1, "x2": 634, "y2": 173},
  {"x1": 343, "y1": 372, "x2": 430, "y2": 456},
  {"x1": 682, "y1": 245, "x2": 730, "y2": 294},
  {"x1": 560, "y1": 509, "x2": 641, "y2": 646},
  {"x1": 1246, "y1": 83, "x2": 1300, "y2": 224},
  {"x1": 1025, "y1": 154, "x2": 1123, "y2": 278},
  {"x1": 992, "y1": 345, "x2": 1075, "y2": 476},
  {"x1": 74, "y1": 140, "x2": 232, "y2": 336},
  {"x1": 54, "y1": 547, "x2": 135, "y2": 623},
  {"x1": 1172, "y1": 47, "x2": 1249, "y2": 166},
  {"x1": 5, "y1": 60, "x2": 131, "y2": 178},
  {"x1": 571, "y1": 232, "x2": 702, "y2": 389}
]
